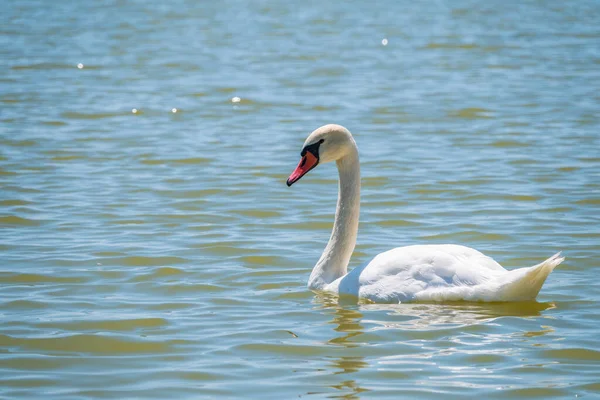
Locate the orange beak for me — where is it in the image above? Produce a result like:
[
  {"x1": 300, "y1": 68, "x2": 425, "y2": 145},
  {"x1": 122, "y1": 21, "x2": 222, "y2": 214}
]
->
[{"x1": 287, "y1": 152, "x2": 319, "y2": 186}]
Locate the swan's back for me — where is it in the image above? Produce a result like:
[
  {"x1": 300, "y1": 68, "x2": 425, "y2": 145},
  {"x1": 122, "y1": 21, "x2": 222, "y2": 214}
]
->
[{"x1": 327, "y1": 244, "x2": 545, "y2": 303}]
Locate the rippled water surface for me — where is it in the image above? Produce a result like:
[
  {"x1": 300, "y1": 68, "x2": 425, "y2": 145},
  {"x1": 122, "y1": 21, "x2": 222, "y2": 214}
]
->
[{"x1": 2, "y1": 1, "x2": 600, "y2": 398}]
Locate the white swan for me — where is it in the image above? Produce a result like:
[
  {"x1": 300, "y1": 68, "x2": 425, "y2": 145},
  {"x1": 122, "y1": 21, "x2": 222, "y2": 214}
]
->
[{"x1": 286, "y1": 124, "x2": 563, "y2": 303}]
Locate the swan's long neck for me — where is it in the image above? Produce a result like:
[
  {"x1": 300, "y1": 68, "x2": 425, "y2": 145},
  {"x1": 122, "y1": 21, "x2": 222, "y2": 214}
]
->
[{"x1": 308, "y1": 147, "x2": 360, "y2": 290}]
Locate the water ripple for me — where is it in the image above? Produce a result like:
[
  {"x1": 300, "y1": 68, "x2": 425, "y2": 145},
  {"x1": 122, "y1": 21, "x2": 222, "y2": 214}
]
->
[{"x1": 1, "y1": 0, "x2": 599, "y2": 399}]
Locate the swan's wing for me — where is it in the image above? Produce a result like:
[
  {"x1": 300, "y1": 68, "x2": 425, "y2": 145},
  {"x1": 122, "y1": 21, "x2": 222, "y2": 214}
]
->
[{"x1": 333, "y1": 244, "x2": 507, "y2": 302}]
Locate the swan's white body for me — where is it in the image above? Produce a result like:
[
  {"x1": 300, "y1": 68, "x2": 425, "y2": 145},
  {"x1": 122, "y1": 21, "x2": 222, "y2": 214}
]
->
[
  {"x1": 287, "y1": 124, "x2": 563, "y2": 303},
  {"x1": 325, "y1": 244, "x2": 563, "y2": 303}
]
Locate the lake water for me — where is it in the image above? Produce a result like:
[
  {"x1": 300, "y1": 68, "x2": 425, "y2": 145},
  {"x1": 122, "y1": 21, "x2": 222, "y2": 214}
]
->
[{"x1": 1, "y1": 1, "x2": 600, "y2": 398}]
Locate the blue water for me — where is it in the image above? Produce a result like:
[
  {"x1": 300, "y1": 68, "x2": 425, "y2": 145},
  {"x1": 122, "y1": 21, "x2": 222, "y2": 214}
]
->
[{"x1": 1, "y1": 1, "x2": 599, "y2": 398}]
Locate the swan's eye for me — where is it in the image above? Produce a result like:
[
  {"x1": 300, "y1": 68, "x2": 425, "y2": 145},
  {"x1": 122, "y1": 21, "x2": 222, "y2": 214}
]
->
[{"x1": 301, "y1": 139, "x2": 324, "y2": 158}]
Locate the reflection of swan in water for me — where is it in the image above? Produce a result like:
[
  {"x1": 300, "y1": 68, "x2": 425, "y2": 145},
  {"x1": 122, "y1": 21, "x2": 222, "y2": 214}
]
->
[
  {"x1": 312, "y1": 293, "x2": 557, "y2": 398},
  {"x1": 363, "y1": 301, "x2": 556, "y2": 331},
  {"x1": 315, "y1": 294, "x2": 369, "y2": 399},
  {"x1": 327, "y1": 307, "x2": 364, "y2": 349},
  {"x1": 315, "y1": 291, "x2": 555, "y2": 331},
  {"x1": 312, "y1": 294, "x2": 557, "y2": 398}
]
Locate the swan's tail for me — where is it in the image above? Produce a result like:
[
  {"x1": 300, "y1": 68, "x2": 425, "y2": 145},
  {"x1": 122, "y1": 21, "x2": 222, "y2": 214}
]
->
[{"x1": 496, "y1": 252, "x2": 564, "y2": 301}]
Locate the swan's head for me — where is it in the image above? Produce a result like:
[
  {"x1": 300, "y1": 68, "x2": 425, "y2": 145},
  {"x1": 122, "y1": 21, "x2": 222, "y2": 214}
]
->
[{"x1": 287, "y1": 124, "x2": 355, "y2": 186}]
